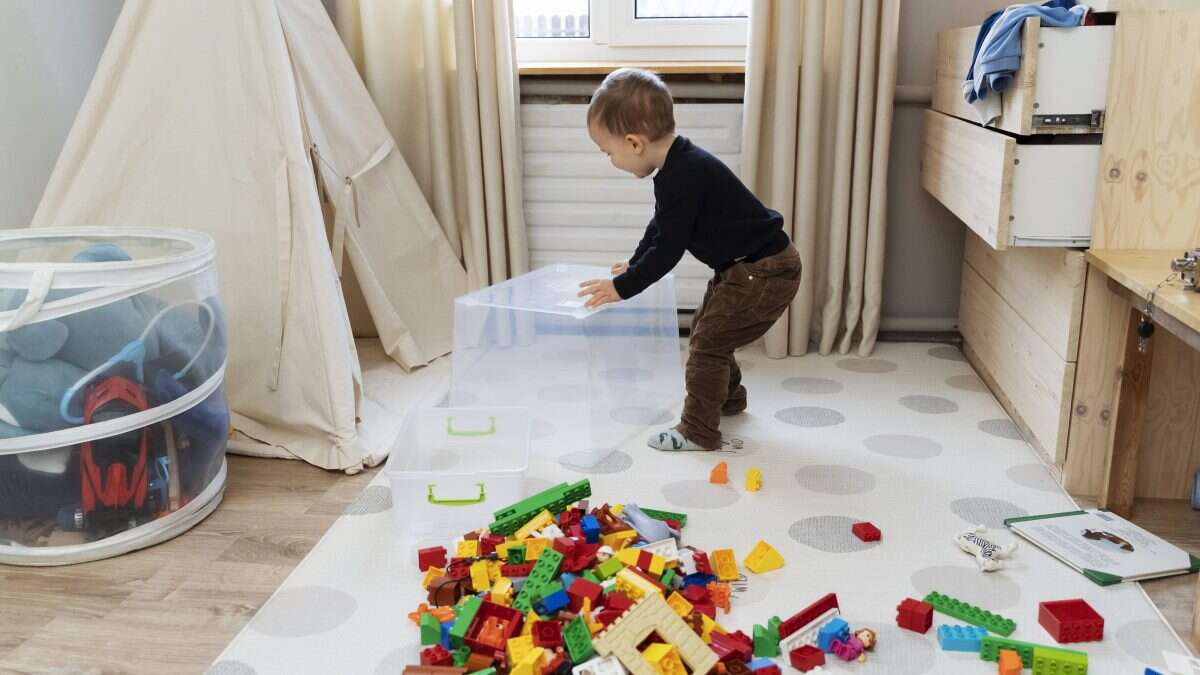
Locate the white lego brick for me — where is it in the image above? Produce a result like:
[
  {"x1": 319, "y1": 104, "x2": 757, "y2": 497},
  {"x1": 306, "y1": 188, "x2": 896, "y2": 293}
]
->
[
  {"x1": 572, "y1": 655, "x2": 627, "y2": 675},
  {"x1": 641, "y1": 538, "x2": 680, "y2": 563},
  {"x1": 779, "y1": 608, "x2": 841, "y2": 655}
]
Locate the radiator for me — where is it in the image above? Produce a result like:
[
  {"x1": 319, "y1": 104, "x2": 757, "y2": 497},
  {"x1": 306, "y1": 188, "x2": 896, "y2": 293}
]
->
[{"x1": 521, "y1": 102, "x2": 744, "y2": 309}]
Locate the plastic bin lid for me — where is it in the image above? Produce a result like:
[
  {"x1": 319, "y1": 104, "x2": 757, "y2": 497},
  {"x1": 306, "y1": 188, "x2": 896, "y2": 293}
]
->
[{"x1": 455, "y1": 264, "x2": 651, "y2": 319}]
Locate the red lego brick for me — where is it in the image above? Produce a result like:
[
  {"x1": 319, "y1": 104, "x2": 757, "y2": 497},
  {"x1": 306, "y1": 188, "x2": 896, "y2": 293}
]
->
[
  {"x1": 541, "y1": 653, "x2": 568, "y2": 675},
  {"x1": 553, "y1": 537, "x2": 578, "y2": 558},
  {"x1": 788, "y1": 645, "x2": 825, "y2": 672},
  {"x1": 447, "y1": 566, "x2": 469, "y2": 580},
  {"x1": 780, "y1": 593, "x2": 841, "y2": 638},
  {"x1": 465, "y1": 601, "x2": 524, "y2": 653},
  {"x1": 896, "y1": 598, "x2": 933, "y2": 634},
  {"x1": 1038, "y1": 599, "x2": 1104, "y2": 643},
  {"x1": 596, "y1": 608, "x2": 624, "y2": 627},
  {"x1": 682, "y1": 585, "x2": 711, "y2": 604},
  {"x1": 691, "y1": 601, "x2": 716, "y2": 619},
  {"x1": 531, "y1": 620, "x2": 564, "y2": 648},
  {"x1": 752, "y1": 665, "x2": 780, "y2": 675},
  {"x1": 501, "y1": 562, "x2": 534, "y2": 578},
  {"x1": 567, "y1": 578, "x2": 604, "y2": 613},
  {"x1": 479, "y1": 534, "x2": 505, "y2": 556},
  {"x1": 421, "y1": 645, "x2": 453, "y2": 667},
  {"x1": 418, "y1": 546, "x2": 448, "y2": 571},
  {"x1": 561, "y1": 543, "x2": 601, "y2": 574},
  {"x1": 851, "y1": 522, "x2": 881, "y2": 542},
  {"x1": 604, "y1": 591, "x2": 633, "y2": 612},
  {"x1": 692, "y1": 551, "x2": 713, "y2": 576},
  {"x1": 710, "y1": 631, "x2": 753, "y2": 662}
]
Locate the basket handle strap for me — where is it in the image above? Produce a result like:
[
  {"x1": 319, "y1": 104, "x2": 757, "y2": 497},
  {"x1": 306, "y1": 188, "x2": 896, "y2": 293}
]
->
[{"x1": 0, "y1": 269, "x2": 54, "y2": 332}]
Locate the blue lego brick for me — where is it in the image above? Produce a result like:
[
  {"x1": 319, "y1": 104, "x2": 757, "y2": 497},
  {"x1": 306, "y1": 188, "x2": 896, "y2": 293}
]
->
[
  {"x1": 937, "y1": 624, "x2": 988, "y2": 652},
  {"x1": 680, "y1": 573, "x2": 718, "y2": 588},
  {"x1": 1144, "y1": 669, "x2": 1163, "y2": 675},
  {"x1": 817, "y1": 617, "x2": 850, "y2": 653},
  {"x1": 560, "y1": 573, "x2": 578, "y2": 590},
  {"x1": 747, "y1": 658, "x2": 776, "y2": 671},
  {"x1": 440, "y1": 621, "x2": 454, "y2": 650},
  {"x1": 581, "y1": 515, "x2": 600, "y2": 543},
  {"x1": 535, "y1": 586, "x2": 570, "y2": 615}
]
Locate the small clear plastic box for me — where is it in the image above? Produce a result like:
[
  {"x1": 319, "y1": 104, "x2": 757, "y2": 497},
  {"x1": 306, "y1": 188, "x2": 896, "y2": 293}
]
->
[
  {"x1": 384, "y1": 407, "x2": 529, "y2": 548},
  {"x1": 451, "y1": 264, "x2": 683, "y2": 467}
]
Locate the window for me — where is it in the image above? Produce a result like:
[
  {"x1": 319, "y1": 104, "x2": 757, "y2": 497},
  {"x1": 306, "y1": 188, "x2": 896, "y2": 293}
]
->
[{"x1": 514, "y1": 0, "x2": 748, "y2": 64}]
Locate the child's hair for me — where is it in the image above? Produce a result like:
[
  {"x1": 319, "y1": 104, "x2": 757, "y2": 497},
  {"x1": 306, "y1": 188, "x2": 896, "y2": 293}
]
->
[{"x1": 587, "y1": 68, "x2": 675, "y2": 140}]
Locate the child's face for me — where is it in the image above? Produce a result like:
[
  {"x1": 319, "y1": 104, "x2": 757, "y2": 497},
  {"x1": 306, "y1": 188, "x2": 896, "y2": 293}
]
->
[{"x1": 588, "y1": 122, "x2": 654, "y2": 178}]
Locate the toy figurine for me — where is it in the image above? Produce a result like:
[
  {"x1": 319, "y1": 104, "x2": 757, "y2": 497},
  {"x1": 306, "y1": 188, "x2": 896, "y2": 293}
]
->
[
  {"x1": 955, "y1": 525, "x2": 1018, "y2": 571},
  {"x1": 854, "y1": 628, "x2": 876, "y2": 662}
]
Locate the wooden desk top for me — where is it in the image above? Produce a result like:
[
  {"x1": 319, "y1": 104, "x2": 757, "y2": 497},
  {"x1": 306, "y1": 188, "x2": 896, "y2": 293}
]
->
[{"x1": 1087, "y1": 249, "x2": 1200, "y2": 337}]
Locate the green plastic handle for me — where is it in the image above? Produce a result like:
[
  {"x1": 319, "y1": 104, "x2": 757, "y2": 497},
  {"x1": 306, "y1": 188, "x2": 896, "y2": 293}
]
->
[
  {"x1": 446, "y1": 416, "x2": 496, "y2": 437},
  {"x1": 427, "y1": 482, "x2": 487, "y2": 506}
]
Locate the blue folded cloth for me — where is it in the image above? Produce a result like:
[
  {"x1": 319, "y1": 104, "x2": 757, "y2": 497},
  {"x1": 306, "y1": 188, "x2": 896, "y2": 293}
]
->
[{"x1": 963, "y1": 1, "x2": 1088, "y2": 125}]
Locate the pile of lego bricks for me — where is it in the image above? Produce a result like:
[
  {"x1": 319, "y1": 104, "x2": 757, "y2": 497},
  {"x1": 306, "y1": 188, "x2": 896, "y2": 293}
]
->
[{"x1": 404, "y1": 478, "x2": 870, "y2": 675}]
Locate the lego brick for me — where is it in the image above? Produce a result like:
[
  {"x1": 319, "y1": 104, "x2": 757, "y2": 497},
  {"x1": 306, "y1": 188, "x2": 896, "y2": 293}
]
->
[
  {"x1": 665, "y1": 592, "x2": 694, "y2": 618},
  {"x1": 752, "y1": 620, "x2": 781, "y2": 657},
  {"x1": 535, "y1": 585, "x2": 570, "y2": 616},
  {"x1": 471, "y1": 560, "x2": 492, "y2": 592},
  {"x1": 405, "y1": 667, "x2": 466, "y2": 675},
  {"x1": 659, "y1": 568, "x2": 676, "y2": 591},
  {"x1": 509, "y1": 545, "x2": 527, "y2": 565},
  {"x1": 480, "y1": 534, "x2": 505, "y2": 556},
  {"x1": 789, "y1": 645, "x2": 825, "y2": 672},
  {"x1": 466, "y1": 653, "x2": 494, "y2": 673},
  {"x1": 641, "y1": 538, "x2": 680, "y2": 564},
  {"x1": 592, "y1": 594, "x2": 717, "y2": 675},
  {"x1": 637, "y1": 507, "x2": 688, "y2": 528},
  {"x1": 502, "y1": 562, "x2": 535, "y2": 578},
  {"x1": 937, "y1": 624, "x2": 988, "y2": 652},
  {"x1": 605, "y1": 592, "x2": 634, "y2": 612},
  {"x1": 745, "y1": 468, "x2": 762, "y2": 492},
  {"x1": 441, "y1": 621, "x2": 454, "y2": 649},
  {"x1": 568, "y1": 578, "x2": 605, "y2": 613},
  {"x1": 525, "y1": 539, "x2": 550, "y2": 562},
  {"x1": 452, "y1": 645, "x2": 471, "y2": 668},
  {"x1": 642, "y1": 643, "x2": 685, "y2": 675},
  {"x1": 1032, "y1": 645, "x2": 1088, "y2": 675},
  {"x1": 423, "y1": 568, "x2": 447, "y2": 590},
  {"x1": 515, "y1": 511, "x2": 555, "y2": 541},
  {"x1": 508, "y1": 635, "x2": 536, "y2": 665},
  {"x1": 420, "y1": 546, "x2": 449, "y2": 571},
  {"x1": 1038, "y1": 599, "x2": 1104, "y2": 644},
  {"x1": 601, "y1": 530, "x2": 638, "y2": 551},
  {"x1": 490, "y1": 480, "x2": 593, "y2": 536},
  {"x1": 570, "y1": 655, "x2": 625, "y2": 675},
  {"x1": 779, "y1": 593, "x2": 841, "y2": 639},
  {"x1": 746, "y1": 657, "x2": 775, "y2": 671},
  {"x1": 896, "y1": 598, "x2": 933, "y2": 634},
  {"x1": 457, "y1": 540, "x2": 480, "y2": 558},
  {"x1": 450, "y1": 596, "x2": 483, "y2": 648},
  {"x1": 581, "y1": 515, "x2": 601, "y2": 543},
  {"x1": 465, "y1": 601, "x2": 524, "y2": 653},
  {"x1": 998, "y1": 649, "x2": 1022, "y2": 675},
  {"x1": 513, "y1": 549, "x2": 565, "y2": 613},
  {"x1": 923, "y1": 591, "x2": 1016, "y2": 636},
  {"x1": 532, "y1": 621, "x2": 564, "y2": 649},
  {"x1": 816, "y1": 617, "x2": 849, "y2": 653},
  {"x1": 422, "y1": 645, "x2": 454, "y2": 667},
  {"x1": 742, "y1": 540, "x2": 784, "y2": 574},
  {"x1": 851, "y1": 522, "x2": 881, "y2": 542},
  {"x1": 690, "y1": 551, "x2": 713, "y2": 576},
  {"x1": 709, "y1": 461, "x2": 728, "y2": 484},
  {"x1": 979, "y1": 635, "x2": 1087, "y2": 669},
  {"x1": 511, "y1": 646, "x2": 546, "y2": 675},
  {"x1": 709, "y1": 631, "x2": 753, "y2": 663},
  {"x1": 710, "y1": 549, "x2": 740, "y2": 581},
  {"x1": 564, "y1": 615, "x2": 596, "y2": 664},
  {"x1": 614, "y1": 567, "x2": 663, "y2": 601},
  {"x1": 421, "y1": 611, "x2": 442, "y2": 645},
  {"x1": 491, "y1": 577, "x2": 514, "y2": 606}
]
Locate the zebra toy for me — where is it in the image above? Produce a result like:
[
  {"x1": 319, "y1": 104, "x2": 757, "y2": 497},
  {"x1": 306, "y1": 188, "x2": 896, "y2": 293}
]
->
[{"x1": 955, "y1": 525, "x2": 1019, "y2": 572}]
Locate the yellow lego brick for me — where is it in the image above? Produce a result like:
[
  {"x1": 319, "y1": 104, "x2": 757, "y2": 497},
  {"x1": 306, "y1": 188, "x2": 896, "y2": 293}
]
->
[
  {"x1": 496, "y1": 542, "x2": 512, "y2": 560},
  {"x1": 618, "y1": 548, "x2": 641, "y2": 567},
  {"x1": 612, "y1": 504, "x2": 625, "y2": 515},
  {"x1": 524, "y1": 537, "x2": 549, "y2": 561},
  {"x1": 521, "y1": 610, "x2": 539, "y2": 636},
  {"x1": 514, "y1": 510, "x2": 554, "y2": 540},
  {"x1": 711, "y1": 549, "x2": 740, "y2": 581},
  {"x1": 421, "y1": 566, "x2": 446, "y2": 589},
  {"x1": 745, "y1": 468, "x2": 762, "y2": 492},
  {"x1": 471, "y1": 560, "x2": 492, "y2": 592},
  {"x1": 615, "y1": 567, "x2": 662, "y2": 601},
  {"x1": 601, "y1": 529, "x2": 638, "y2": 550},
  {"x1": 743, "y1": 540, "x2": 784, "y2": 574},
  {"x1": 491, "y1": 577, "x2": 514, "y2": 605},
  {"x1": 457, "y1": 540, "x2": 480, "y2": 558},
  {"x1": 700, "y1": 614, "x2": 726, "y2": 644},
  {"x1": 511, "y1": 646, "x2": 546, "y2": 675},
  {"x1": 507, "y1": 634, "x2": 534, "y2": 664},
  {"x1": 641, "y1": 643, "x2": 685, "y2": 675},
  {"x1": 582, "y1": 597, "x2": 604, "y2": 634},
  {"x1": 665, "y1": 592, "x2": 694, "y2": 617}
]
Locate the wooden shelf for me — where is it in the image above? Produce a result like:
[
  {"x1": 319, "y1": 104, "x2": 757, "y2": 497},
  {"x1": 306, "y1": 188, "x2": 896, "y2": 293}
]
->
[{"x1": 519, "y1": 61, "x2": 744, "y2": 76}]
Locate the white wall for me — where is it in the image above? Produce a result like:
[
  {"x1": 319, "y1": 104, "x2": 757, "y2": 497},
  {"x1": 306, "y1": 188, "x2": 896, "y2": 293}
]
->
[
  {"x1": 881, "y1": 0, "x2": 1000, "y2": 331},
  {"x1": 0, "y1": 1, "x2": 124, "y2": 229}
]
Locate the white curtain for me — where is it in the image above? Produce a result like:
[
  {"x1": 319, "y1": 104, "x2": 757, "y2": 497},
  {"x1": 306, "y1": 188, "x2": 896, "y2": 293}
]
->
[
  {"x1": 335, "y1": 0, "x2": 528, "y2": 289},
  {"x1": 742, "y1": 0, "x2": 900, "y2": 357}
]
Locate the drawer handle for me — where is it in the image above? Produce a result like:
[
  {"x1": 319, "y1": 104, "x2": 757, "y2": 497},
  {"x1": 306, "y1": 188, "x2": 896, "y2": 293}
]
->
[
  {"x1": 427, "y1": 482, "x2": 487, "y2": 506},
  {"x1": 447, "y1": 416, "x2": 496, "y2": 437}
]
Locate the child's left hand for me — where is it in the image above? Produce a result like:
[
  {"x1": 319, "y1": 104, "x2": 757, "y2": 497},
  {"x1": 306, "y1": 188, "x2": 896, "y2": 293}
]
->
[{"x1": 578, "y1": 278, "x2": 621, "y2": 308}]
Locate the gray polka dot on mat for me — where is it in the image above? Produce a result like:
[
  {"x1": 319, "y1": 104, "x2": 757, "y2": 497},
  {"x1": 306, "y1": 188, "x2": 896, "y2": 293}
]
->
[
  {"x1": 537, "y1": 383, "x2": 589, "y2": 403},
  {"x1": 838, "y1": 620, "x2": 936, "y2": 675},
  {"x1": 560, "y1": 450, "x2": 633, "y2": 474},
  {"x1": 343, "y1": 485, "x2": 392, "y2": 515},
  {"x1": 206, "y1": 661, "x2": 258, "y2": 675},
  {"x1": 249, "y1": 586, "x2": 357, "y2": 637},
  {"x1": 837, "y1": 358, "x2": 899, "y2": 373},
  {"x1": 946, "y1": 374, "x2": 988, "y2": 392},
  {"x1": 602, "y1": 367, "x2": 653, "y2": 384},
  {"x1": 900, "y1": 395, "x2": 959, "y2": 414},
  {"x1": 863, "y1": 434, "x2": 943, "y2": 459},
  {"x1": 796, "y1": 465, "x2": 876, "y2": 495},
  {"x1": 950, "y1": 497, "x2": 1028, "y2": 529},
  {"x1": 530, "y1": 418, "x2": 557, "y2": 441},
  {"x1": 1115, "y1": 619, "x2": 1177, "y2": 669},
  {"x1": 979, "y1": 418, "x2": 1025, "y2": 440},
  {"x1": 910, "y1": 565, "x2": 1021, "y2": 610},
  {"x1": 782, "y1": 377, "x2": 844, "y2": 394},
  {"x1": 774, "y1": 406, "x2": 846, "y2": 427},
  {"x1": 374, "y1": 644, "x2": 420, "y2": 675},
  {"x1": 788, "y1": 515, "x2": 877, "y2": 553},
  {"x1": 610, "y1": 406, "x2": 673, "y2": 426},
  {"x1": 661, "y1": 480, "x2": 740, "y2": 509},
  {"x1": 928, "y1": 345, "x2": 967, "y2": 362},
  {"x1": 1006, "y1": 463, "x2": 1060, "y2": 493}
]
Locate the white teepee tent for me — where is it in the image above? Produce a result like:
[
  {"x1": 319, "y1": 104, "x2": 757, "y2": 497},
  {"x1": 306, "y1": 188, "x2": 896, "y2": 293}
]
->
[{"x1": 31, "y1": 0, "x2": 467, "y2": 472}]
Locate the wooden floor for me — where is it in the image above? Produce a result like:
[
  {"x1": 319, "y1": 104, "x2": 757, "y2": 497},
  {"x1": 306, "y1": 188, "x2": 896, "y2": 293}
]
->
[
  {"x1": 2, "y1": 459, "x2": 1199, "y2": 673},
  {"x1": 0, "y1": 455, "x2": 376, "y2": 675}
]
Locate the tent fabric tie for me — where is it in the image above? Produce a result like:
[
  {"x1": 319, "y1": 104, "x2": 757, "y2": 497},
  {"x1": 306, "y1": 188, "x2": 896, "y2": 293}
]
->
[{"x1": 313, "y1": 139, "x2": 394, "y2": 276}]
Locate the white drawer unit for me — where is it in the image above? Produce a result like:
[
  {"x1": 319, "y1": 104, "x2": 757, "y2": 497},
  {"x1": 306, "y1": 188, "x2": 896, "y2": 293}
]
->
[
  {"x1": 921, "y1": 110, "x2": 1100, "y2": 250},
  {"x1": 933, "y1": 18, "x2": 1115, "y2": 135}
]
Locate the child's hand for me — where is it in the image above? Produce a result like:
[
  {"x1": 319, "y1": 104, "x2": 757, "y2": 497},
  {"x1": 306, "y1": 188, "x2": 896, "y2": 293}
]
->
[
  {"x1": 578, "y1": 278, "x2": 621, "y2": 308},
  {"x1": 611, "y1": 261, "x2": 629, "y2": 275}
]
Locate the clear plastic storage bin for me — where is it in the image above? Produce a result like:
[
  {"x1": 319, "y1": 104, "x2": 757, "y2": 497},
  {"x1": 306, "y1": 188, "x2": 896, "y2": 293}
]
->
[
  {"x1": 451, "y1": 264, "x2": 682, "y2": 467},
  {"x1": 385, "y1": 407, "x2": 529, "y2": 548},
  {"x1": 0, "y1": 228, "x2": 229, "y2": 565}
]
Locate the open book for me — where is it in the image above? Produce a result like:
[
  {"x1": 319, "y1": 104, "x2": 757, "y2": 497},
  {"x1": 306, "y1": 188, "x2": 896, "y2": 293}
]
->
[{"x1": 1005, "y1": 509, "x2": 1200, "y2": 586}]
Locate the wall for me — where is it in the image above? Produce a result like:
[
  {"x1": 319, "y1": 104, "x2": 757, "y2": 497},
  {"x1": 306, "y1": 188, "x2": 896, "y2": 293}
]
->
[
  {"x1": 881, "y1": 0, "x2": 1000, "y2": 331},
  {"x1": 0, "y1": 1, "x2": 123, "y2": 229}
]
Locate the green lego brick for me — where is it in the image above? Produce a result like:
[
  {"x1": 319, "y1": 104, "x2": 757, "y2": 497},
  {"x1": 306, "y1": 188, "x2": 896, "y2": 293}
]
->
[
  {"x1": 1032, "y1": 645, "x2": 1088, "y2": 675},
  {"x1": 582, "y1": 570, "x2": 601, "y2": 584},
  {"x1": 563, "y1": 614, "x2": 595, "y2": 664},
  {"x1": 469, "y1": 669, "x2": 497, "y2": 675},
  {"x1": 923, "y1": 591, "x2": 1016, "y2": 636},
  {"x1": 508, "y1": 545, "x2": 526, "y2": 564},
  {"x1": 979, "y1": 635, "x2": 1086, "y2": 669},
  {"x1": 637, "y1": 507, "x2": 688, "y2": 528},
  {"x1": 595, "y1": 557, "x2": 624, "y2": 580},
  {"x1": 513, "y1": 549, "x2": 565, "y2": 612},
  {"x1": 752, "y1": 623, "x2": 780, "y2": 657},
  {"x1": 452, "y1": 645, "x2": 471, "y2": 667},
  {"x1": 419, "y1": 611, "x2": 441, "y2": 645},
  {"x1": 660, "y1": 567, "x2": 676, "y2": 589},
  {"x1": 767, "y1": 616, "x2": 781, "y2": 640},
  {"x1": 449, "y1": 595, "x2": 482, "y2": 648},
  {"x1": 489, "y1": 480, "x2": 592, "y2": 535}
]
